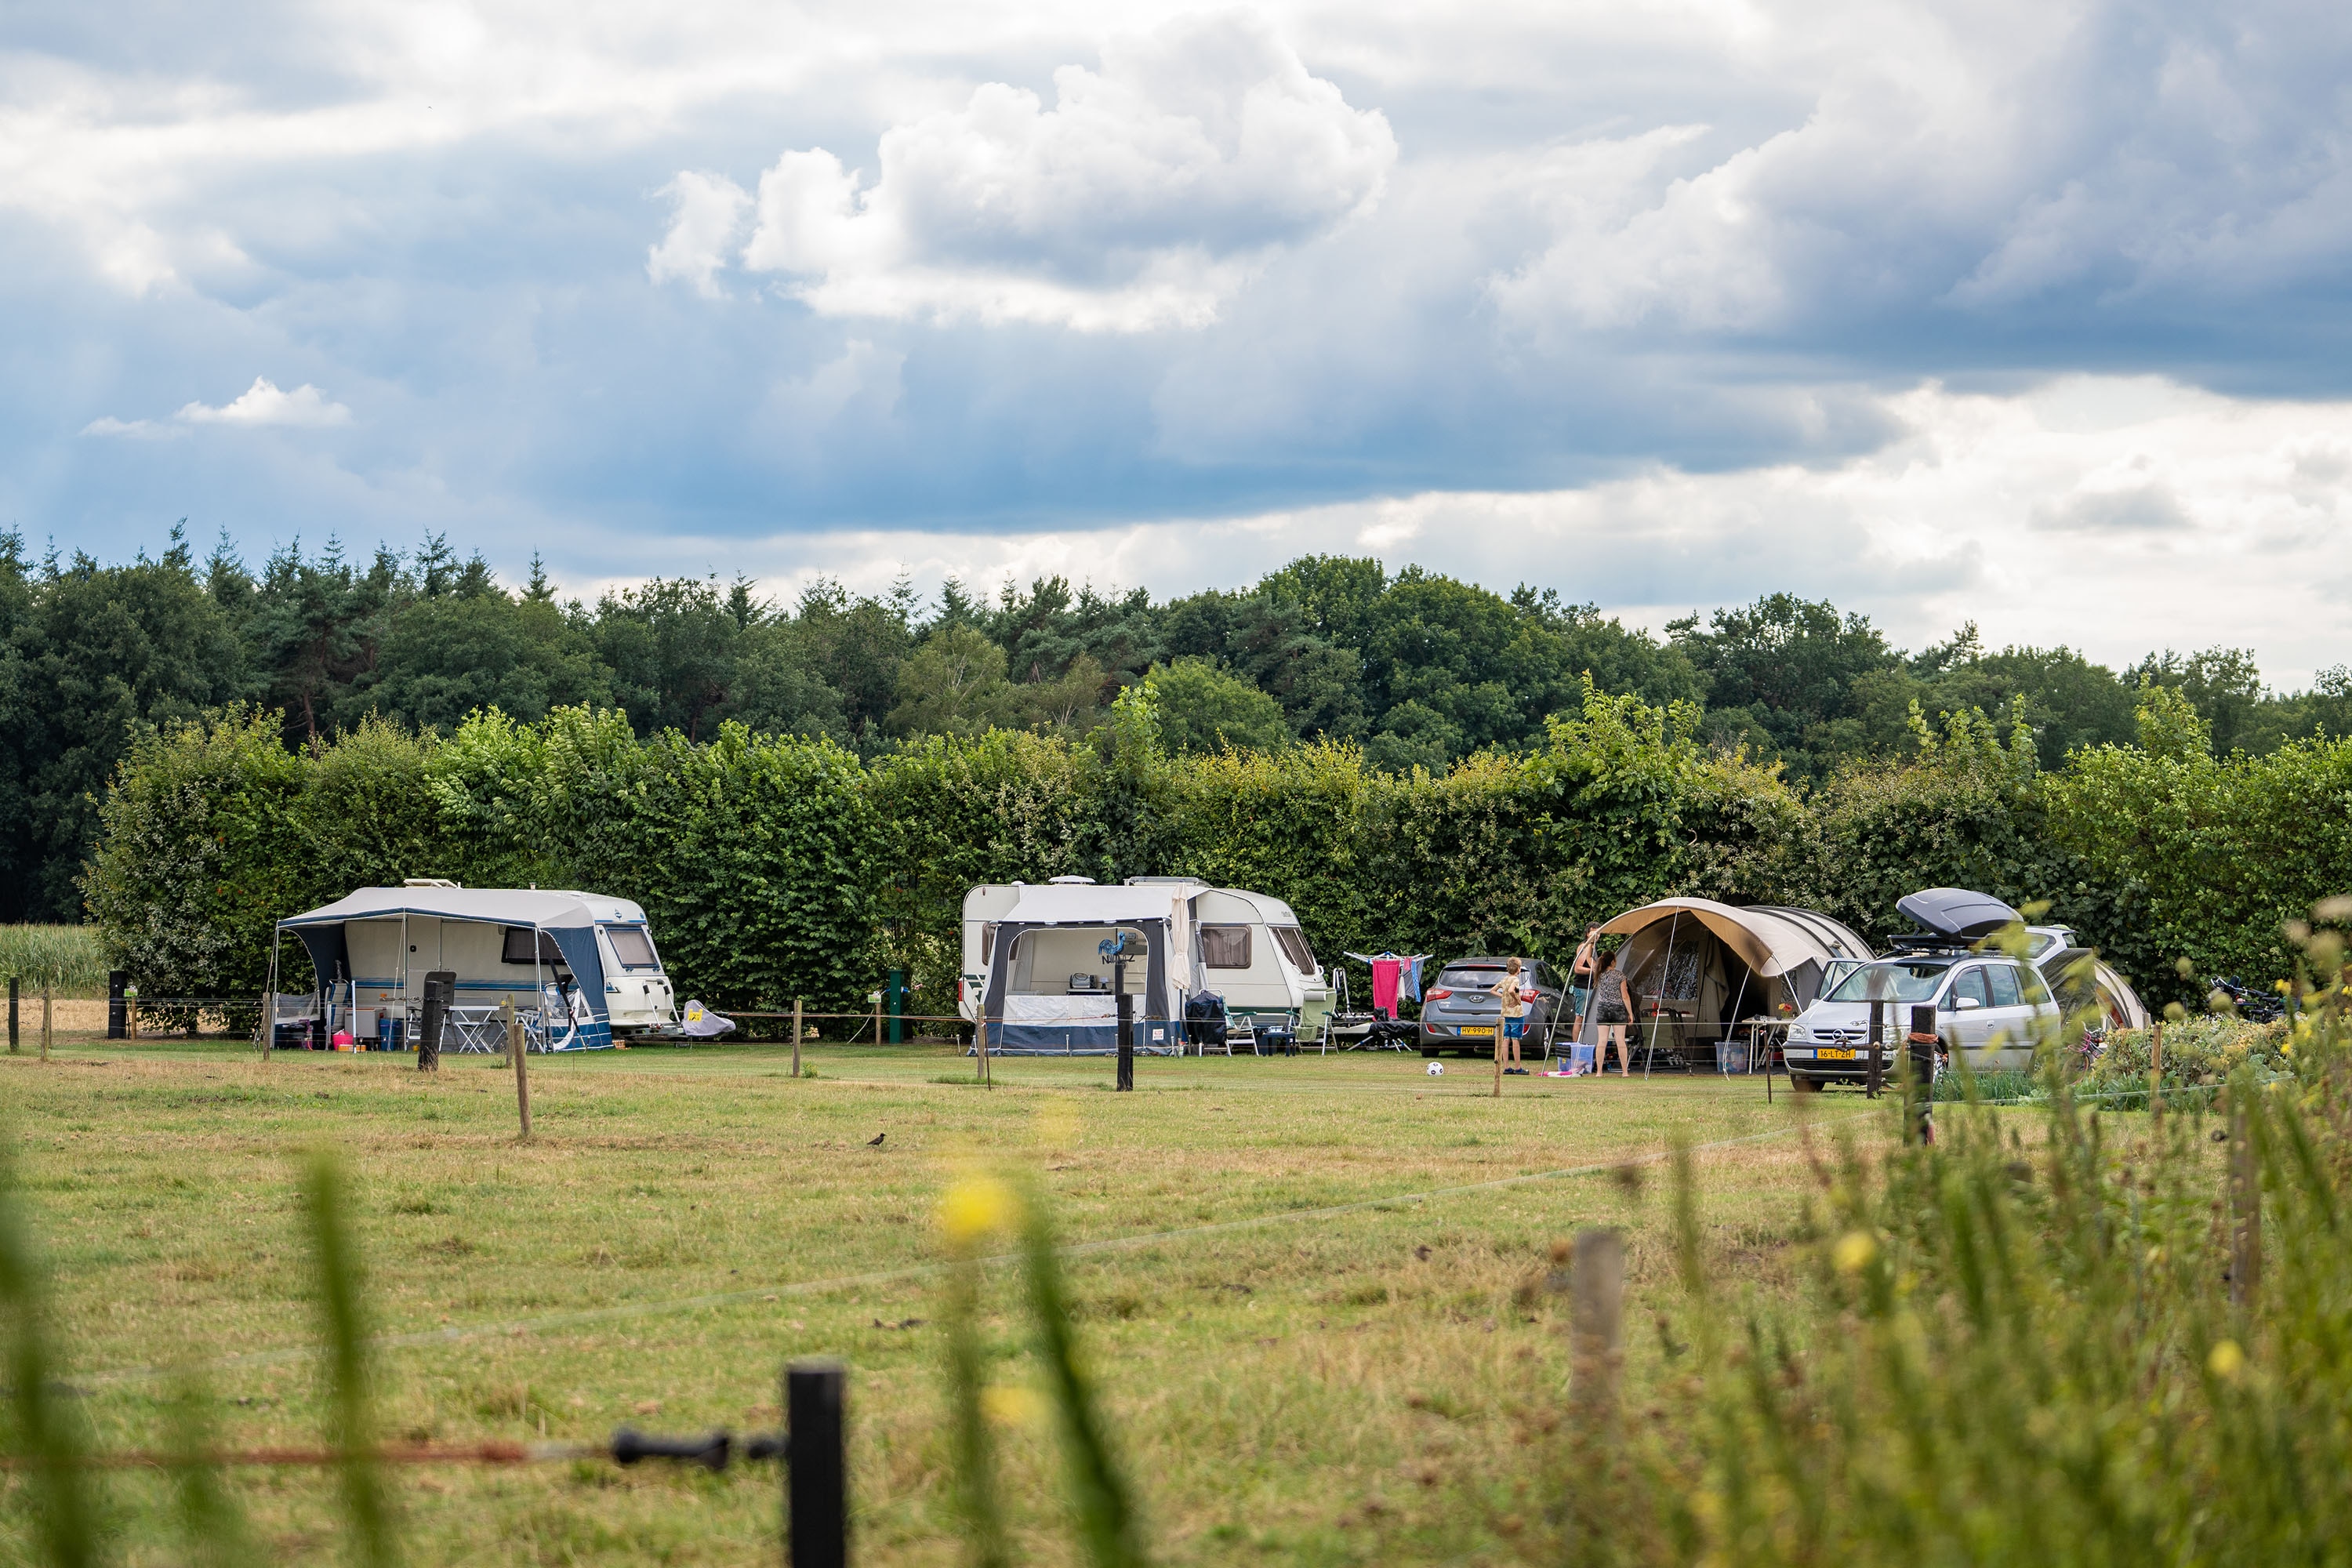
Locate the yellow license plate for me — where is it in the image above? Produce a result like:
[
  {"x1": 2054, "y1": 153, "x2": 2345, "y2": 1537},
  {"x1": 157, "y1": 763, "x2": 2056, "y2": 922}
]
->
[
  {"x1": 1462, "y1": 1025, "x2": 1495, "y2": 1037},
  {"x1": 1818, "y1": 1047, "x2": 1857, "y2": 1059}
]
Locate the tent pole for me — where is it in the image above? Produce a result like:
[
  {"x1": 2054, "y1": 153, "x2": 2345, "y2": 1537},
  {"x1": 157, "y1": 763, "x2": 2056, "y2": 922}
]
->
[
  {"x1": 1721, "y1": 964, "x2": 1751, "y2": 1076},
  {"x1": 400, "y1": 909, "x2": 410, "y2": 1052},
  {"x1": 1645, "y1": 913, "x2": 1682, "y2": 1083},
  {"x1": 263, "y1": 928, "x2": 281, "y2": 1056}
]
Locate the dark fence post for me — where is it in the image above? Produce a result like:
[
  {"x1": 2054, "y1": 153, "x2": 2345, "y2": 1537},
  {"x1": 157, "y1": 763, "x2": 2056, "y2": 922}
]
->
[
  {"x1": 1865, "y1": 1000, "x2": 1885, "y2": 1099},
  {"x1": 2230, "y1": 1094, "x2": 2260, "y2": 1308},
  {"x1": 1115, "y1": 956, "x2": 1134, "y2": 1092},
  {"x1": 1906, "y1": 1004, "x2": 1937, "y2": 1144},
  {"x1": 107, "y1": 971, "x2": 128, "y2": 1039},
  {"x1": 8, "y1": 976, "x2": 16, "y2": 1054},
  {"x1": 787, "y1": 1359, "x2": 848, "y2": 1568}
]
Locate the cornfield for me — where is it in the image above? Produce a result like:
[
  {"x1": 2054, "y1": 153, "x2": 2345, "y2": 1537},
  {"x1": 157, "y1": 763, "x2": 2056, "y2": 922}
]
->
[{"x1": 0, "y1": 927, "x2": 107, "y2": 996}]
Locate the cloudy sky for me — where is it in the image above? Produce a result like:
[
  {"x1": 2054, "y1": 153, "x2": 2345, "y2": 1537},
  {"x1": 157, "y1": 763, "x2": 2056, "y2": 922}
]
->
[{"x1": 9, "y1": 0, "x2": 2351, "y2": 680}]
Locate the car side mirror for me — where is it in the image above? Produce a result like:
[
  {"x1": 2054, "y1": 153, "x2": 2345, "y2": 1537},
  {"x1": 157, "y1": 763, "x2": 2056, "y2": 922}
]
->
[{"x1": 1955, "y1": 996, "x2": 1982, "y2": 1011}]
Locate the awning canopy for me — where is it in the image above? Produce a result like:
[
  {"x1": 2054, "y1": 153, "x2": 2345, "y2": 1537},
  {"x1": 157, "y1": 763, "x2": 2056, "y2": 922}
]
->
[
  {"x1": 1595, "y1": 897, "x2": 1874, "y2": 979},
  {"x1": 274, "y1": 886, "x2": 620, "y2": 1025},
  {"x1": 997, "y1": 883, "x2": 1192, "y2": 927},
  {"x1": 279, "y1": 887, "x2": 605, "y2": 931}
]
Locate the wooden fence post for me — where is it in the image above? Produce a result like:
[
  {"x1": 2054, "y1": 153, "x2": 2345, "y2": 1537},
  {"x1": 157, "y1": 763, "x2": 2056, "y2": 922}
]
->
[
  {"x1": 8, "y1": 976, "x2": 16, "y2": 1054},
  {"x1": 1563, "y1": 1227, "x2": 1624, "y2": 1561},
  {"x1": 505, "y1": 1000, "x2": 532, "y2": 1140},
  {"x1": 41, "y1": 978, "x2": 53, "y2": 1062},
  {"x1": 792, "y1": 997, "x2": 804, "y2": 1078},
  {"x1": 873, "y1": 991, "x2": 883, "y2": 1047},
  {"x1": 2230, "y1": 1092, "x2": 2260, "y2": 1308}
]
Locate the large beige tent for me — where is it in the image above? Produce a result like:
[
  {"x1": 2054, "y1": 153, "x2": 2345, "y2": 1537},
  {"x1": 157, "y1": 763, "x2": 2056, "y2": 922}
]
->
[{"x1": 1570, "y1": 898, "x2": 1875, "y2": 1069}]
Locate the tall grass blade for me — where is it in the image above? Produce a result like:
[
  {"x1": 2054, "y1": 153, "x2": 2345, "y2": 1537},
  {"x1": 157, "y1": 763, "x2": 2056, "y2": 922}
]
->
[
  {"x1": 1020, "y1": 1196, "x2": 1145, "y2": 1568},
  {"x1": 941, "y1": 1255, "x2": 1010, "y2": 1568},
  {"x1": 165, "y1": 1375, "x2": 257, "y2": 1568},
  {"x1": 301, "y1": 1151, "x2": 396, "y2": 1568},
  {"x1": 0, "y1": 1133, "x2": 98, "y2": 1568}
]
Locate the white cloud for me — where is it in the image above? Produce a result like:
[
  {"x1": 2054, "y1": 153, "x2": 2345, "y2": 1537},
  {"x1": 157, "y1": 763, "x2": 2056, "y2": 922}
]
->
[
  {"x1": 734, "y1": 12, "x2": 1396, "y2": 329},
  {"x1": 648, "y1": 172, "x2": 751, "y2": 296},
  {"x1": 85, "y1": 376, "x2": 352, "y2": 436},
  {"x1": 176, "y1": 377, "x2": 352, "y2": 426}
]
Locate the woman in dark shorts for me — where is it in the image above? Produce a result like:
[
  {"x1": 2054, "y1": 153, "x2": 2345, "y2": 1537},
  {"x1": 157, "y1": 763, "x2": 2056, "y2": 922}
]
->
[{"x1": 1594, "y1": 953, "x2": 1634, "y2": 1076}]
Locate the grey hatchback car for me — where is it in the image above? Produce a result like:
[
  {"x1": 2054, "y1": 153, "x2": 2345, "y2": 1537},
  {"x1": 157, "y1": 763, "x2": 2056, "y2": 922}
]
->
[{"x1": 1417, "y1": 957, "x2": 1566, "y2": 1058}]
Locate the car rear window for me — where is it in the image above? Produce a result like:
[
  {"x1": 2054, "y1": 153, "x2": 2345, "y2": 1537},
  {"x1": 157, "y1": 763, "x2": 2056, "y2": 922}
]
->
[
  {"x1": 1987, "y1": 965, "x2": 2023, "y2": 1007},
  {"x1": 1436, "y1": 967, "x2": 1503, "y2": 990}
]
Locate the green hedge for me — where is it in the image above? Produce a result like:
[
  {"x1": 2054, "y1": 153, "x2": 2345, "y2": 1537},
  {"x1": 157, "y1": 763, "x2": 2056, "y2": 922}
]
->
[{"x1": 80, "y1": 685, "x2": 2352, "y2": 1012}]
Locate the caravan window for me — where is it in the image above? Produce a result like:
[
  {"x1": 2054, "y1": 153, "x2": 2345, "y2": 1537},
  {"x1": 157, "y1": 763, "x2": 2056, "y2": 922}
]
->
[
  {"x1": 501, "y1": 927, "x2": 566, "y2": 967},
  {"x1": 1201, "y1": 925, "x2": 1252, "y2": 968},
  {"x1": 606, "y1": 926, "x2": 660, "y2": 971},
  {"x1": 1272, "y1": 926, "x2": 1317, "y2": 975}
]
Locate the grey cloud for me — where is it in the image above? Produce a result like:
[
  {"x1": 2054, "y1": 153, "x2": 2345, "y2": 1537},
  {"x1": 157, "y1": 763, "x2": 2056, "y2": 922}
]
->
[{"x1": 2032, "y1": 484, "x2": 2194, "y2": 533}]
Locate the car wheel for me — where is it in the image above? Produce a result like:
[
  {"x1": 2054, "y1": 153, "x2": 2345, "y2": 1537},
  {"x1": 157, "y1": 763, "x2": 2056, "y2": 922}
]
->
[{"x1": 1421, "y1": 1047, "x2": 1440, "y2": 1058}]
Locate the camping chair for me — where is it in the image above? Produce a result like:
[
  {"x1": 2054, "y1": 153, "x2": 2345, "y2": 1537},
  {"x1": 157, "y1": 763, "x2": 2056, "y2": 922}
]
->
[{"x1": 441, "y1": 1006, "x2": 508, "y2": 1054}]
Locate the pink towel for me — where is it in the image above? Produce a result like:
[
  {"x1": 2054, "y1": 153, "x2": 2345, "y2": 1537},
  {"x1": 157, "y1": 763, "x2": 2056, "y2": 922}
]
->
[{"x1": 1371, "y1": 957, "x2": 1402, "y2": 1016}]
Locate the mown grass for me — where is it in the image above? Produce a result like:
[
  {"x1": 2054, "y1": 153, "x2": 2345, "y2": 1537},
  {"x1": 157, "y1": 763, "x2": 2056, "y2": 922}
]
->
[
  {"x1": 0, "y1": 926, "x2": 108, "y2": 997},
  {"x1": 0, "y1": 1040, "x2": 1877, "y2": 1565}
]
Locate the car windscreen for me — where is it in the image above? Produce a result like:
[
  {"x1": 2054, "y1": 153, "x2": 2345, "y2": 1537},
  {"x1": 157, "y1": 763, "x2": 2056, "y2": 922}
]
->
[
  {"x1": 1436, "y1": 967, "x2": 1504, "y2": 992},
  {"x1": 1824, "y1": 960, "x2": 1952, "y2": 1004},
  {"x1": 606, "y1": 925, "x2": 660, "y2": 971}
]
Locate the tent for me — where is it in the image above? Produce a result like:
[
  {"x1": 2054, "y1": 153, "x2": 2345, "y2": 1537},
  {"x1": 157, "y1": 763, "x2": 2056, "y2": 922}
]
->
[
  {"x1": 274, "y1": 884, "x2": 648, "y2": 1052},
  {"x1": 973, "y1": 882, "x2": 1195, "y2": 1054},
  {"x1": 1572, "y1": 898, "x2": 1875, "y2": 1069}
]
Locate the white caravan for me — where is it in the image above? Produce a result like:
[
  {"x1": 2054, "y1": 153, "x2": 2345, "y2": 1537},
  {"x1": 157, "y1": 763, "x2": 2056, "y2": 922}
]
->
[{"x1": 959, "y1": 877, "x2": 1335, "y2": 1051}]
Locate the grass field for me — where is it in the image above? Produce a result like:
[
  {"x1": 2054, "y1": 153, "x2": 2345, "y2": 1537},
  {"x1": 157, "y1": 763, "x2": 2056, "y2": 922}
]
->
[{"x1": 0, "y1": 1036, "x2": 1900, "y2": 1566}]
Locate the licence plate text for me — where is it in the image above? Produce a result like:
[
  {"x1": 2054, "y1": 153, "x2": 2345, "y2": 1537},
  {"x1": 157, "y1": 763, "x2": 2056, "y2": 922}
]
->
[
  {"x1": 1818, "y1": 1047, "x2": 1857, "y2": 1059},
  {"x1": 1462, "y1": 1025, "x2": 1495, "y2": 1037}
]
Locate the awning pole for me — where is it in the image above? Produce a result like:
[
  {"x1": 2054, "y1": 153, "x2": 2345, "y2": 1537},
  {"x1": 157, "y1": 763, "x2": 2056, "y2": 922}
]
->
[{"x1": 263, "y1": 927, "x2": 281, "y2": 1056}]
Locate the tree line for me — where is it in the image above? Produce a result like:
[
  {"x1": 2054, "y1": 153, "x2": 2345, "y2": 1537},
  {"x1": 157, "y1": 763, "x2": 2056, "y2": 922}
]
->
[{"x1": 11, "y1": 524, "x2": 2350, "y2": 923}]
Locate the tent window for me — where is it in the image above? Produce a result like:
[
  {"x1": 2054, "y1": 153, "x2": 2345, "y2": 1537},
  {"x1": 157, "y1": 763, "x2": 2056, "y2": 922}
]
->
[
  {"x1": 607, "y1": 926, "x2": 659, "y2": 970},
  {"x1": 502, "y1": 927, "x2": 566, "y2": 967},
  {"x1": 982, "y1": 924, "x2": 998, "y2": 965},
  {"x1": 1271, "y1": 926, "x2": 1316, "y2": 975},
  {"x1": 1202, "y1": 925, "x2": 1252, "y2": 968}
]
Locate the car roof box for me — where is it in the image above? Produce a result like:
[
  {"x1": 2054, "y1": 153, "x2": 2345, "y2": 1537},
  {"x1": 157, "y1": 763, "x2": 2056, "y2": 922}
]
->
[{"x1": 1896, "y1": 887, "x2": 2020, "y2": 942}]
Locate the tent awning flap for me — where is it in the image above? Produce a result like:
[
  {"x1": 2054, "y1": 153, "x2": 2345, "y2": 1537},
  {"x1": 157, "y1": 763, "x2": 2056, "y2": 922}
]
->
[{"x1": 1595, "y1": 897, "x2": 1873, "y2": 979}]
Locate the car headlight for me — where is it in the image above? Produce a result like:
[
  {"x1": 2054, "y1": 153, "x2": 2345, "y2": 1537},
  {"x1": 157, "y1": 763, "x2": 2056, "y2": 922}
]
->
[{"x1": 1788, "y1": 1025, "x2": 1810, "y2": 1040}]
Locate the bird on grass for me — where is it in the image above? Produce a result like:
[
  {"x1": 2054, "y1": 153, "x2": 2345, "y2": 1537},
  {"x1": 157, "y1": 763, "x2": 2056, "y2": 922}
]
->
[{"x1": 866, "y1": 1132, "x2": 886, "y2": 1147}]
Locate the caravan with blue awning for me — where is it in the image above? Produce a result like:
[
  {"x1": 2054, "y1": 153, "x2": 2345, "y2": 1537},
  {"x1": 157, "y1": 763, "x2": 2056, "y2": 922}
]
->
[{"x1": 272, "y1": 880, "x2": 676, "y2": 1051}]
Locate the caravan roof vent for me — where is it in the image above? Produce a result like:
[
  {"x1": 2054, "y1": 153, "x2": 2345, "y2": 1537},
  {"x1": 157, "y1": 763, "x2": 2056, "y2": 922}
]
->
[
  {"x1": 1896, "y1": 887, "x2": 2019, "y2": 942},
  {"x1": 1046, "y1": 875, "x2": 1097, "y2": 885},
  {"x1": 402, "y1": 877, "x2": 463, "y2": 889}
]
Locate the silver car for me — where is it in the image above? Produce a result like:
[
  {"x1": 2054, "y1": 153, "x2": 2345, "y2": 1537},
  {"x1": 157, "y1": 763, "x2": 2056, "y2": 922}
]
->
[
  {"x1": 1782, "y1": 952, "x2": 2057, "y2": 1091},
  {"x1": 1417, "y1": 958, "x2": 1566, "y2": 1058}
]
